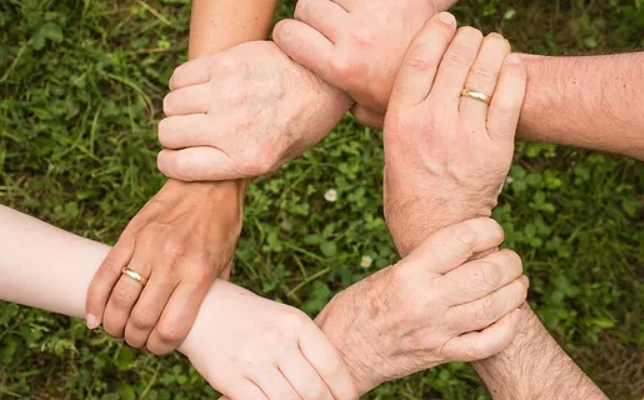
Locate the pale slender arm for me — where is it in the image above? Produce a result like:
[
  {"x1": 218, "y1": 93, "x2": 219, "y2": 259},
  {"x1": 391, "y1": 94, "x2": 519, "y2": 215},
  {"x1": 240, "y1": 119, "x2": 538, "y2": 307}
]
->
[
  {"x1": 0, "y1": 204, "x2": 237, "y2": 359},
  {"x1": 519, "y1": 52, "x2": 644, "y2": 160}
]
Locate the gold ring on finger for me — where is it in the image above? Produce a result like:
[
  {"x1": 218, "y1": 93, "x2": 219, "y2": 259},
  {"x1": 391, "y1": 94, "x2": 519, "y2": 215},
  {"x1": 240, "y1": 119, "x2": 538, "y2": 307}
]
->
[
  {"x1": 460, "y1": 88, "x2": 492, "y2": 105},
  {"x1": 121, "y1": 267, "x2": 148, "y2": 286}
]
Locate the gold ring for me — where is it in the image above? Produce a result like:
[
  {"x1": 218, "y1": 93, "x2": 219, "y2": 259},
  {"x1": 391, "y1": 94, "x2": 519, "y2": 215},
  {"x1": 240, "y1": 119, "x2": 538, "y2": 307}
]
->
[
  {"x1": 121, "y1": 267, "x2": 148, "y2": 286},
  {"x1": 460, "y1": 89, "x2": 492, "y2": 105}
]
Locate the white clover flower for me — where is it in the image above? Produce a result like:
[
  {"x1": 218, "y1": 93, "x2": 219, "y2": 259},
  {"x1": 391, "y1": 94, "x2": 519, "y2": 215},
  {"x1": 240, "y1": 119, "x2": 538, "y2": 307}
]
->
[
  {"x1": 506, "y1": 176, "x2": 515, "y2": 184},
  {"x1": 360, "y1": 256, "x2": 373, "y2": 269},
  {"x1": 324, "y1": 189, "x2": 338, "y2": 202}
]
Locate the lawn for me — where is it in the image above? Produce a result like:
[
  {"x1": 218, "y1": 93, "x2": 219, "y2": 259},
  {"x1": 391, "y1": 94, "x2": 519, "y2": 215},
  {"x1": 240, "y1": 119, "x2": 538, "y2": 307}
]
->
[{"x1": 1, "y1": 0, "x2": 643, "y2": 399}]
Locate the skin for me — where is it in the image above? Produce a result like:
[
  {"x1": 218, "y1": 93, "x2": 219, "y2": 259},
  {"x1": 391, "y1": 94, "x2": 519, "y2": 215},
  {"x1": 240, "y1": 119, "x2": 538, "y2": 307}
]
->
[
  {"x1": 273, "y1": 4, "x2": 644, "y2": 160},
  {"x1": 1, "y1": 206, "x2": 524, "y2": 398},
  {"x1": 85, "y1": 0, "x2": 278, "y2": 355},
  {"x1": 379, "y1": 14, "x2": 608, "y2": 399}
]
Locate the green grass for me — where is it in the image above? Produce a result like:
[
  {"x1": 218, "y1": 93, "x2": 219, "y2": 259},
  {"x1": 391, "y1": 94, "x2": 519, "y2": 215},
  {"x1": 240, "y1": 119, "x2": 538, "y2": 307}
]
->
[{"x1": 1, "y1": 0, "x2": 643, "y2": 399}]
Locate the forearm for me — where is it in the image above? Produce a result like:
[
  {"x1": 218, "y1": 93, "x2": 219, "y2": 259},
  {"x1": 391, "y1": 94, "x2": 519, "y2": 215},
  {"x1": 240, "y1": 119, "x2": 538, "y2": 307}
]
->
[
  {"x1": 189, "y1": 0, "x2": 277, "y2": 58},
  {"x1": 519, "y1": 52, "x2": 644, "y2": 160},
  {"x1": 473, "y1": 303, "x2": 607, "y2": 400},
  {"x1": 0, "y1": 205, "x2": 226, "y2": 357}
]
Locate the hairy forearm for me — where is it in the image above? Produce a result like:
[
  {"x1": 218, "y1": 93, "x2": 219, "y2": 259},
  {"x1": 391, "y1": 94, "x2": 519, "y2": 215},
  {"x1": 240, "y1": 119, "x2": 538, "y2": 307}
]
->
[
  {"x1": 473, "y1": 303, "x2": 607, "y2": 400},
  {"x1": 519, "y1": 52, "x2": 644, "y2": 160}
]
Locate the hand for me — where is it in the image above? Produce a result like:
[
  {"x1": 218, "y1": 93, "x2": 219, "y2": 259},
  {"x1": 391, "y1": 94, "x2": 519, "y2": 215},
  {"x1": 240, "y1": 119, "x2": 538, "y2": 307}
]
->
[
  {"x1": 273, "y1": 0, "x2": 458, "y2": 127},
  {"x1": 383, "y1": 15, "x2": 527, "y2": 256},
  {"x1": 156, "y1": 40, "x2": 353, "y2": 181},
  {"x1": 179, "y1": 281, "x2": 359, "y2": 400},
  {"x1": 315, "y1": 218, "x2": 528, "y2": 394},
  {"x1": 86, "y1": 179, "x2": 244, "y2": 354}
]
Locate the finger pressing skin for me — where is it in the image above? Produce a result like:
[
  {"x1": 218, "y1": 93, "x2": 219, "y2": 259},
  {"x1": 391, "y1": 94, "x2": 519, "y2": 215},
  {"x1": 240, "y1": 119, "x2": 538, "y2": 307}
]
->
[
  {"x1": 430, "y1": 26, "x2": 484, "y2": 106},
  {"x1": 487, "y1": 53, "x2": 527, "y2": 144},
  {"x1": 168, "y1": 56, "x2": 217, "y2": 91},
  {"x1": 273, "y1": 19, "x2": 335, "y2": 84},
  {"x1": 299, "y1": 322, "x2": 359, "y2": 400},
  {"x1": 163, "y1": 84, "x2": 213, "y2": 116},
  {"x1": 123, "y1": 271, "x2": 178, "y2": 348},
  {"x1": 158, "y1": 114, "x2": 215, "y2": 150},
  {"x1": 279, "y1": 350, "x2": 334, "y2": 400},
  {"x1": 440, "y1": 249, "x2": 523, "y2": 305},
  {"x1": 442, "y1": 308, "x2": 523, "y2": 362},
  {"x1": 403, "y1": 218, "x2": 505, "y2": 275},
  {"x1": 459, "y1": 33, "x2": 511, "y2": 127},
  {"x1": 102, "y1": 257, "x2": 150, "y2": 339},
  {"x1": 146, "y1": 281, "x2": 211, "y2": 355},
  {"x1": 351, "y1": 104, "x2": 384, "y2": 129},
  {"x1": 447, "y1": 276, "x2": 529, "y2": 332},
  {"x1": 389, "y1": 12, "x2": 457, "y2": 109},
  {"x1": 86, "y1": 238, "x2": 135, "y2": 329},
  {"x1": 157, "y1": 147, "x2": 244, "y2": 182},
  {"x1": 250, "y1": 370, "x2": 301, "y2": 400},
  {"x1": 294, "y1": 0, "x2": 348, "y2": 42}
]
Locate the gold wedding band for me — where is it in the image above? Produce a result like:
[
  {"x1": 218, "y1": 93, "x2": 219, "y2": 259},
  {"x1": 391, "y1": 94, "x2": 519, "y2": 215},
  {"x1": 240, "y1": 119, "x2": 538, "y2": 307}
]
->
[
  {"x1": 460, "y1": 89, "x2": 492, "y2": 105},
  {"x1": 121, "y1": 267, "x2": 148, "y2": 286}
]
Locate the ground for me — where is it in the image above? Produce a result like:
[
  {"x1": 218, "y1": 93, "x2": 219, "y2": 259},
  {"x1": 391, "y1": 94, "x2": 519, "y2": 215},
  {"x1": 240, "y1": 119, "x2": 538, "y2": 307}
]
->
[{"x1": 0, "y1": 0, "x2": 643, "y2": 399}]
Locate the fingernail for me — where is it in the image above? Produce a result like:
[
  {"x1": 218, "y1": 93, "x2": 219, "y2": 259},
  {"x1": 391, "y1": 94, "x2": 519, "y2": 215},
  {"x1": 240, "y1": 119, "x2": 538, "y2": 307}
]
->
[
  {"x1": 488, "y1": 32, "x2": 504, "y2": 39},
  {"x1": 86, "y1": 314, "x2": 100, "y2": 330},
  {"x1": 506, "y1": 54, "x2": 522, "y2": 65},
  {"x1": 439, "y1": 12, "x2": 456, "y2": 25}
]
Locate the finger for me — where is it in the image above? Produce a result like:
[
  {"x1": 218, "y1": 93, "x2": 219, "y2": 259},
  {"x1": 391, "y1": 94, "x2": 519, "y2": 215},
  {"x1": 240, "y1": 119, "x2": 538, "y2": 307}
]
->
[
  {"x1": 294, "y1": 0, "x2": 348, "y2": 42},
  {"x1": 459, "y1": 33, "x2": 511, "y2": 127},
  {"x1": 299, "y1": 323, "x2": 359, "y2": 400},
  {"x1": 86, "y1": 237, "x2": 135, "y2": 329},
  {"x1": 279, "y1": 351, "x2": 334, "y2": 400},
  {"x1": 487, "y1": 53, "x2": 526, "y2": 144},
  {"x1": 102, "y1": 255, "x2": 150, "y2": 339},
  {"x1": 163, "y1": 84, "x2": 212, "y2": 116},
  {"x1": 351, "y1": 104, "x2": 384, "y2": 129},
  {"x1": 146, "y1": 281, "x2": 211, "y2": 355},
  {"x1": 430, "y1": 26, "x2": 484, "y2": 107},
  {"x1": 123, "y1": 271, "x2": 177, "y2": 348},
  {"x1": 447, "y1": 276, "x2": 529, "y2": 332},
  {"x1": 403, "y1": 218, "x2": 505, "y2": 275},
  {"x1": 251, "y1": 370, "x2": 301, "y2": 400},
  {"x1": 272, "y1": 19, "x2": 335, "y2": 87},
  {"x1": 158, "y1": 114, "x2": 215, "y2": 150},
  {"x1": 221, "y1": 379, "x2": 270, "y2": 400},
  {"x1": 157, "y1": 147, "x2": 244, "y2": 182},
  {"x1": 441, "y1": 249, "x2": 523, "y2": 304},
  {"x1": 442, "y1": 308, "x2": 523, "y2": 362},
  {"x1": 168, "y1": 56, "x2": 217, "y2": 91},
  {"x1": 328, "y1": 0, "x2": 355, "y2": 11},
  {"x1": 389, "y1": 12, "x2": 457, "y2": 108}
]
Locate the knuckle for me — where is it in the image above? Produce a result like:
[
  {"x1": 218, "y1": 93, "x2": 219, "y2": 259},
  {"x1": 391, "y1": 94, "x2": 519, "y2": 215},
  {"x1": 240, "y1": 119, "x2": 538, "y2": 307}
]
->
[
  {"x1": 282, "y1": 309, "x2": 309, "y2": 332},
  {"x1": 445, "y1": 44, "x2": 475, "y2": 67},
  {"x1": 131, "y1": 308, "x2": 158, "y2": 331},
  {"x1": 330, "y1": 55, "x2": 357, "y2": 81},
  {"x1": 449, "y1": 223, "x2": 477, "y2": 248},
  {"x1": 500, "y1": 250, "x2": 523, "y2": 275},
  {"x1": 469, "y1": 65, "x2": 497, "y2": 83},
  {"x1": 156, "y1": 322, "x2": 188, "y2": 345},
  {"x1": 405, "y1": 45, "x2": 436, "y2": 70},
  {"x1": 348, "y1": 28, "x2": 374, "y2": 48},
  {"x1": 294, "y1": 0, "x2": 309, "y2": 19},
  {"x1": 113, "y1": 288, "x2": 136, "y2": 309},
  {"x1": 162, "y1": 239, "x2": 187, "y2": 262},
  {"x1": 478, "y1": 261, "x2": 503, "y2": 290},
  {"x1": 302, "y1": 383, "x2": 326, "y2": 400},
  {"x1": 479, "y1": 293, "x2": 501, "y2": 323}
]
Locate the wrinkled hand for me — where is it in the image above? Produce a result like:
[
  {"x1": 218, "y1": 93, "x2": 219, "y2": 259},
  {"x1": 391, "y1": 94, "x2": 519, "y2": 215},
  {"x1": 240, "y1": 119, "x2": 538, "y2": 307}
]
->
[
  {"x1": 383, "y1": 15, "x2": 526, "y2": 256},
  {"x1": 156, "y1": 40, "x2": 353, "y2": 182},
  {"x1": 273, "y1": 0, "x2": 458, "y2": 127},
  {"x1": 180, "y1": 280, "x2": 359, "y2": 400},
  {"x1": 86, "y1": 180, "x2": 244, "y2": 354},
  {"x1": 316, "y1": 218, "x2": 528, "y2": 394}
]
